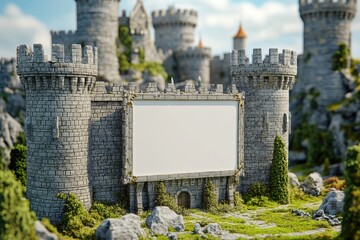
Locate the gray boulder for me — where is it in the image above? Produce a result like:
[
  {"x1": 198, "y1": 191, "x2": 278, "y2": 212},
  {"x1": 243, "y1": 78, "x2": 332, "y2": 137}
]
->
[
  {"x1": 292, "y1": 209, "x2": 310, "y2": 217},
  {"x1": 317, "y1": 190, "x2": 344, "y2": 216},
  {"x1": 35, "y1": 221, "x2": 58, "y2": 240},
  {"x1": 313, "y1": 209, "x2": 341, "y2": 226},
  {"x1": 203, "y1": 223, "x2": 222, "y2": 235},
  {"x1": 288, "y1": 172, "x2": 300, "y2": 188},
  {"x1": 95, "y1": 214, "x2": 145, "y2": 240},
  {"x1": 6, "y1": 92, "x2": 25, "y2": 118},
  {"x1": 0, "y1": 110, "x2": 23, "y2": 159},
  {"x1": 146, "y1": 206, "x2": 184, "y2": 235},
  {"x1": 193, "y1": 223, "x2": 203, "y2": 235},
  {"x1": 301, "y1": 172, "x2": 323, "y2": 196}
]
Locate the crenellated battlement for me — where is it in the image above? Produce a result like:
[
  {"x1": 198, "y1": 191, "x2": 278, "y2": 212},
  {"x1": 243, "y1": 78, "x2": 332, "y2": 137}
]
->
[
  {"x1": 299, "y1": 0, "x2": 357, "y2": 19},
  {"x1": 231, "y1": 49, "x2": 297, "y2": 90},
  {"x1": 17, "y1": 44, "x2": 98, "y2": 93},
  {"x1": 176, "y1": 47, "x2": 212, "y2": 59},
  {"x1": 17, "y1": 44, "x2": 98, "y2": 75},
  {"x1": 152, "y1": 7, "x2": 198, "y2": 27},
  {"x1": 50, "y1": 30, "x2": 76, "y2": 38}
]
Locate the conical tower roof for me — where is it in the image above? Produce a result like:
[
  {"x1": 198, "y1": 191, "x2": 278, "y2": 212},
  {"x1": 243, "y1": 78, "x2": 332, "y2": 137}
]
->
[{"x1": 234, "y1": 24, "x2": 247, "y2": 39}]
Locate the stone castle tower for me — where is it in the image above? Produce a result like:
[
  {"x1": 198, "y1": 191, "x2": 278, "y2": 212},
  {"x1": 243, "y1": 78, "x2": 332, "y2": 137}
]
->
[
  {"x1": 233, "y1": 24, "x2": 247, "y2": 50},
  {"x1": 52, "y1": 0, "x2": 120, "y2": 83},
  {"x1": 152, "y1": 6, "x2": 198, "y2": 52},
  {"x1": 16, "y1": 44, "x2": 98, "y2": 222},
  {"x1": 176, "y1": 43, "x2": 212, "y2": 84},
  {"x1": 298, "y1": 0, "x2": 357, "y2": 108},
  {"x1": 231, "y1": 48, "x2": 297, "y2": 191}
]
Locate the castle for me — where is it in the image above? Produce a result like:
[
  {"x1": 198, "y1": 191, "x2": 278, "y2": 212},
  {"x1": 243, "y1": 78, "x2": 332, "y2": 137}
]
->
[
  {"x1": 17, "y1": 43, "x2": 296, "y2": 222},
  {"x1": 14, "y1": 0, "x2": 358, "y2": 224}
]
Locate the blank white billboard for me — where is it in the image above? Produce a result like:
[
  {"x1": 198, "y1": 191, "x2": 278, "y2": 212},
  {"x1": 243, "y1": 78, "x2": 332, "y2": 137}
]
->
[{"x1": 132, "y1": 100, "x2": 238, "y2": 177}]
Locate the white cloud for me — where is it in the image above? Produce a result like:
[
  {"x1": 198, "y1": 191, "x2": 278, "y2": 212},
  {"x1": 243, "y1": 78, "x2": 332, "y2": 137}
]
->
[{"x1": 0, "y1": 4, "x2": 51, "y2": 59}]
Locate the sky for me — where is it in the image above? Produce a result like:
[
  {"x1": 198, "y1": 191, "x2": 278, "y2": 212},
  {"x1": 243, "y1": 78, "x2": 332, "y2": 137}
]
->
[{"x1": 0, "y1": 0, "x2": 359, "y2": 59}]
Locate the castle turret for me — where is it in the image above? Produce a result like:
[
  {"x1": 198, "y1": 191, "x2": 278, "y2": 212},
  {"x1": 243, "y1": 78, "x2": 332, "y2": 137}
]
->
[
  {"x1": 176, "y1": 46, "x2": 211, "y2": 84},
  {"x1": 299, "y1": 0, "x2": 357, "y2": 107},
  {"x1": 16, "y1": 44, "x2": 98, "y2": 223},
  {"x1": 231, "y1": 48, "x2": 297, "y2": 191},
  {"x1": 152, "y1": 6, "x2": 198, "y2": 52},
  {"x1": 233, "y1": 23, "x2": 247, "y2": 50},
  {"x1": 75, "y1": 0, "x2": 121, "y2": 83}
]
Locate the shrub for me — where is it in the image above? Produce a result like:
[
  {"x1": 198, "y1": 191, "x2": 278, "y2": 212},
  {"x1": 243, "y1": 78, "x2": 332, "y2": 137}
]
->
[
  {"x1": 154, "y1": 181, "x2": 187, "y2": 215},
  {"x1": 332, "y1": 43, "x2": 350, "y2": 71},
  {"x1": 324, "y1": 176, "x2": 346, "y2": 191},
  {"x1": 269, "y1": 136, "x2": 289, "y2": 204},
  {"x1": 57, "y1": 192, "x2": 96, "y2": 239},
  {"x1": 234, "y1": 192, "x2": 244, "y2": 210},
  {"x1": 341, "y1": 145, "x2": 360, "y2": 240},
  {"x1": 90, "y1": 201, "x2": 125, "y2": 220},
  {"x1": 0, "y1": 170, "x2": 37, "y2": 240},
  {"x1": 203, "y1": 179, "x2": 218, "y2": 212},
  {"x1": 16, "y1": 132, "x2": 26, "y2": 146},
  {"x1": 290, "y1": 186, "x2": 309, "y2": 202},
  {"x1": 8, "y1": 144, "x2": 27, "y2": 186},
  {"x1": 244, "y1": 182, "x2": 268, "y2": 203},
  {"x1": 246, "y1": 196, "x2": 272, "y2": 207}
]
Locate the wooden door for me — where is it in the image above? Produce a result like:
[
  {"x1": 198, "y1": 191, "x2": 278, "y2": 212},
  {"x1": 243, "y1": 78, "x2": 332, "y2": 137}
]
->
[{"x1": 178, "y1": 191, "x2": 191, "y2": 208}]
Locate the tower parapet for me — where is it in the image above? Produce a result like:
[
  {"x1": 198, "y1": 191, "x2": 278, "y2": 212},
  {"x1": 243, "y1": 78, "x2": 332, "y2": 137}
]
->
[
  {"x1": 231, "y1": 48, "x2": 297, "y2": 191},
  {"x1": 297, "y1": 0, "x2": 357, "y2": 108},
  {"x1": 176, "y1": 47, "x2": 211, "y2": 84},
  {"x1": 17, "y1": 44, "x2": 97, "y2": 223},
  {"x1": 299, "y1": 0, "x2": 357, "y2": 17},
  {"x1": 152, "y1": 6, "x2": 198, "y2": 52}
]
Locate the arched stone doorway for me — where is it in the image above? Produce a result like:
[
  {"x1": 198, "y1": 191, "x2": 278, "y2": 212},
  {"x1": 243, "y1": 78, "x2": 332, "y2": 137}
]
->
[{"x1": 177, "y1": 191, "x2": 191, "y2": 208}]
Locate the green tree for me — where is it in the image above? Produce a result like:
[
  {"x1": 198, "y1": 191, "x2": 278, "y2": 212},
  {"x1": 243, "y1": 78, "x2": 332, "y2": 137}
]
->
[
  {"x1": 8, "y1": 144, "x2": 27, "y2": 186},
  {"x1": 341, "y1": 145, "x2": 360, "y2": 239},
  {"x1": 203, "y1": 179, "x2": 218, "y2": 211},
  {"x1": 269, "y1": 136, "x2": 289, "y2": 204},
  {"x1": 154, "y1": 181, "x2": 181, "y2": 213},
  {"x1": 0, "y1": 170, "x2": 36, "y2": 240}
]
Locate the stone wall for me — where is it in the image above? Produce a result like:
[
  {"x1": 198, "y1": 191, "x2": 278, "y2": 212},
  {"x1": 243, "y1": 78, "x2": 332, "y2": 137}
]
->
[
  {"x1": 90, "y1": 101, "x2": 124, "y2": 202},
  {"x1": 131, "y1": 177, "x2": 233, "y2": 213},
  {"x1": 210, "y1": 53, "x2": 231, "y2": 86},
  {"x1": 231, "y1": 48, "x2": 297, "y2": 192},
  {"x1": 17, "y1": 44, "x2": 98, "y2": 223}
]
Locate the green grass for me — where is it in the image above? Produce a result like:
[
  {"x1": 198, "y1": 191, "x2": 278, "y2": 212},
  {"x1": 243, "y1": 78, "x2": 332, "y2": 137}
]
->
[{"x1": 140, "y1": 196, "x2": 336, "y2": 240}]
